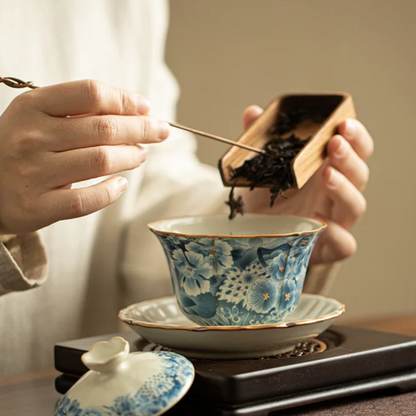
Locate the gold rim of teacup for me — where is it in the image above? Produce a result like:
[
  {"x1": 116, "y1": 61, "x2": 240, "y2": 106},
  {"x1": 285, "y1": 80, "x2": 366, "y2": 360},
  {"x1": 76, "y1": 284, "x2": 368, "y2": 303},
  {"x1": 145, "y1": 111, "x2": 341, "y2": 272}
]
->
[
  {"x1": 118, "y1": 294, "x2": 345, "y2": 332},
  {"x1": 147, "y1": 214, "x2": 327, "y2": 239}
]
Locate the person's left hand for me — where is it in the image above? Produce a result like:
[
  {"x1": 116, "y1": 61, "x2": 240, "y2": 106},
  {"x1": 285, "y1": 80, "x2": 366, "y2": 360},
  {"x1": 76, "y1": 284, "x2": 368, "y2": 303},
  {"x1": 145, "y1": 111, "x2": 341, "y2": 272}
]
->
[{"x1": 240, "y1": 105, "x2": 374, "y2": 266}]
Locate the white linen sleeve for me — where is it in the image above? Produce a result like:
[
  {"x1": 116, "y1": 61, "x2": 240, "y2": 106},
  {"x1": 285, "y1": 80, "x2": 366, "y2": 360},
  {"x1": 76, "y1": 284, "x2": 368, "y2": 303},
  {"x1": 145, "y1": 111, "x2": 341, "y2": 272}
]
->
[{"x1": 0, "y1": 233, "x2": 48, "y2": 296}]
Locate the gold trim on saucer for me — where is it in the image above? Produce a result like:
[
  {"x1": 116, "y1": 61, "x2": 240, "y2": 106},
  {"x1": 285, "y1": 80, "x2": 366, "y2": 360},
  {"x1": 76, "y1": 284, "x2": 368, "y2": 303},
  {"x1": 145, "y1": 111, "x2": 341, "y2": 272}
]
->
[{"x1": 118, "y1": 294, "x2": 345, "y2": 332}]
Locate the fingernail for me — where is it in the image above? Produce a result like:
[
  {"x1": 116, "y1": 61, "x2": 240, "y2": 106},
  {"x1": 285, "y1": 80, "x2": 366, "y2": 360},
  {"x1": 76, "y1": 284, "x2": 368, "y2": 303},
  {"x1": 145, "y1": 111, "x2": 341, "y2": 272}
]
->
[
  {"x1": 157, "y1": 121, "x2": 170, "y2": 141},
  {"x1": 335, "y1": 137, "x2": 345, "y2": 157},
  {"x1": 116, "y1": 177, "x2": 128, "y2": 193},
  {"x1": 326, "y1": 167, "x2": 339, "y2": 188},
  {"x1": 139, "y1": 148, "x2": 147, "y2": 163},
  {"x1": 344, "y1": 119, "x2": 356, "y2": 140},
  {"x1": 136, "y1": 96, "x2": 151, "y2": 114}
]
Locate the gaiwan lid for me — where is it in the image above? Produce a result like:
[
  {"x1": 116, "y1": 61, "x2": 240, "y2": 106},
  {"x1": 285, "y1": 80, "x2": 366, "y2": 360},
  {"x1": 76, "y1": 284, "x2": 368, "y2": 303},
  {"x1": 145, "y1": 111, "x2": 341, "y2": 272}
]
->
[{"x1": 55, "y1": 336, "x2": 195, "y2": 416}]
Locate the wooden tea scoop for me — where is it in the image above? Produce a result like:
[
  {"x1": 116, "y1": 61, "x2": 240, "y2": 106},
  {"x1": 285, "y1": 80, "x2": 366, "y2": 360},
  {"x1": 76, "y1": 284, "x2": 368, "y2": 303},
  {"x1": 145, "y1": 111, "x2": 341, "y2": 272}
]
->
[
  {"x1": 0, "y1": 76, "x2": 264, "y2": 155},
  {"x1": 219, "y1": 92, "x2": 356, "y2": 189},
  {"x1": 167, "y1": 121, "x2": 265, "y2": 154}
]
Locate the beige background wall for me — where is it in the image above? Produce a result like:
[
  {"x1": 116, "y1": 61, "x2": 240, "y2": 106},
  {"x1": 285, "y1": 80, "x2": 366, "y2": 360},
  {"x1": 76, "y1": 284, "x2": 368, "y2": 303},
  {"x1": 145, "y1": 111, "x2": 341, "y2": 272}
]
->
[{"x1": 166, "y1": 0, "x2": 416, "y2": 320}]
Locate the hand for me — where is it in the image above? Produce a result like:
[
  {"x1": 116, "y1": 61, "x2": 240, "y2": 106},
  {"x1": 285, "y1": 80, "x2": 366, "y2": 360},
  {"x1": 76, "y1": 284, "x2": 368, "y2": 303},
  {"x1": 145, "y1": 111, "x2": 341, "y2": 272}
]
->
[
  {"x1": 0, "y1": 80, "x2": 170, "y2": 234},
  {"x1": 241, "y1": 105, "x2": 374, "y2": 265}
]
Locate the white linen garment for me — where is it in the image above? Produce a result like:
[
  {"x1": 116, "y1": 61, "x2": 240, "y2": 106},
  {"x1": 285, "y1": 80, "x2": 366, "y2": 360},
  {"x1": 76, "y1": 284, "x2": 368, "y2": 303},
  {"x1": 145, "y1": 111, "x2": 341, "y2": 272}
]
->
[{"x1": 0, "y1": 0, "x2": 337, "y2": 377}]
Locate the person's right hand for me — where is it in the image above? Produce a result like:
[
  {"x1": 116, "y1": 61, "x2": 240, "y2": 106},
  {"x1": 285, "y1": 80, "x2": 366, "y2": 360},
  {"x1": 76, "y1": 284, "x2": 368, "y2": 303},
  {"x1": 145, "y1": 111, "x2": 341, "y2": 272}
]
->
[{"x1": 0, "y1": 80, "x2": 170, "y2": 235}]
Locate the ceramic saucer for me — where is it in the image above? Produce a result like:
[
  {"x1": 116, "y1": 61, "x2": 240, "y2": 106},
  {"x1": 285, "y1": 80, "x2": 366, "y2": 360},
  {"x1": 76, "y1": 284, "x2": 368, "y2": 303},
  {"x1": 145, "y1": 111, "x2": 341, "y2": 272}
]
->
[{"x1": 119, "y1": 294, "x2": 344, "y2": 359}]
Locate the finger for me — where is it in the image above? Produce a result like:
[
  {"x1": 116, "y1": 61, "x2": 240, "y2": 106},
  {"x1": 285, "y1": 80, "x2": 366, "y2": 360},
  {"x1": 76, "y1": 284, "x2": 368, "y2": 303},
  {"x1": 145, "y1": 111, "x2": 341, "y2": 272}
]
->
[
  {"x1": 47, "y1": 145, "x2": 147, "y2": 188},
  {"x1": 34, "y1": 80, "x2": 151, "y2": 117},
  {"x1": 327, "y1": 135, "x2": 370, "y2": 191},
  {"x1": 338, "y1": 118, "x2": 374, "y2": 160},
  {"x1": 39, "y1": 176, "x2": 128, "y2": 222},
  {"x1": 310, "y1": 220, "x2": 357, "y2": 264},
  {"x1": 242, "y1": 105, "x2": 263, "y2": 131},
  {"x1": 49, "y1": 115, "x2": 170, "y2": 151},
  {"x1": 324, "y1": 167, "x2": 367, "y2": 229}
]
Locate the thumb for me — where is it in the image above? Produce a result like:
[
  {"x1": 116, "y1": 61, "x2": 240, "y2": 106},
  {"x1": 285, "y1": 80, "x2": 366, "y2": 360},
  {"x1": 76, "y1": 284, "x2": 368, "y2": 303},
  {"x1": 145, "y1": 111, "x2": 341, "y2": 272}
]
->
[{"x1": 242, "y1": 105, "x2": 263, "y2": 131}]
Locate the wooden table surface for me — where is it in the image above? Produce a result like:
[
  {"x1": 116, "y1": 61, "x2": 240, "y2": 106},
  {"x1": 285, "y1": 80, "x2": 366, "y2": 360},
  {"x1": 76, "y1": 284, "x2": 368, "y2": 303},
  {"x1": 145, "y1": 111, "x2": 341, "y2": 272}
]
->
[{"x1": 1, "y1": 317, "x2": 416, "y2": 416}]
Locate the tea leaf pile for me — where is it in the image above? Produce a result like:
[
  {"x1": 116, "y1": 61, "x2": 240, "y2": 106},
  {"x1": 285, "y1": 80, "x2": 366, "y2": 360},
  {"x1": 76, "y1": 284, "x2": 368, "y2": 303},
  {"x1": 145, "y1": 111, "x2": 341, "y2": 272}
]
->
[{"x1": 226, "y1": 109, "x2": 330, "y2": 219}]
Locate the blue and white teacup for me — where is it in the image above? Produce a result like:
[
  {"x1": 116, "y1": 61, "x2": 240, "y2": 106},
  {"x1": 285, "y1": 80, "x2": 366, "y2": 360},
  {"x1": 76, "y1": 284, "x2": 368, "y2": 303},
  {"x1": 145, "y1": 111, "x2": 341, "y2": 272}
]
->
[{"x1": 148, "y1": 214, "x2": 326, "y2": 326}]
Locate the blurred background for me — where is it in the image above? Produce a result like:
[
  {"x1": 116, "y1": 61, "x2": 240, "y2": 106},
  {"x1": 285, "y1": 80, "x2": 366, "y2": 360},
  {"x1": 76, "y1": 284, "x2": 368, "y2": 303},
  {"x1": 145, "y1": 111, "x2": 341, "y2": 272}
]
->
[{"x1": 166, "y1": 0, "x2": 416, "y2": 321}]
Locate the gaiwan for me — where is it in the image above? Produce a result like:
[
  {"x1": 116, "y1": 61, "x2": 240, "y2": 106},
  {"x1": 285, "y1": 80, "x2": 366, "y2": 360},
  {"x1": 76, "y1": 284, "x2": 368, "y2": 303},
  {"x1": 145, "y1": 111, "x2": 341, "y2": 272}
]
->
[{"x1": 148, "y1": 214, "x2": 326, "y2": 326}]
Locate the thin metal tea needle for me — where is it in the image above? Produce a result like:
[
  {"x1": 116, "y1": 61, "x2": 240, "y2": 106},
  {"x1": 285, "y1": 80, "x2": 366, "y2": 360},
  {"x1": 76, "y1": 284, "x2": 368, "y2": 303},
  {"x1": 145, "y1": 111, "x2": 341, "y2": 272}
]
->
[{"x1": 168, "y1": 121, "x2": 265, "y2": 154}]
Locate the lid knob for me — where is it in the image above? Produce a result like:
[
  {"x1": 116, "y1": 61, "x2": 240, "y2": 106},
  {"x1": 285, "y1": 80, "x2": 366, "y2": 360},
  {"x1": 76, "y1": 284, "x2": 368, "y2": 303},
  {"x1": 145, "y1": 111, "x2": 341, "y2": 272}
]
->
[{"x1": 81, "y1": 336, "x2": 129, "y2": 373}]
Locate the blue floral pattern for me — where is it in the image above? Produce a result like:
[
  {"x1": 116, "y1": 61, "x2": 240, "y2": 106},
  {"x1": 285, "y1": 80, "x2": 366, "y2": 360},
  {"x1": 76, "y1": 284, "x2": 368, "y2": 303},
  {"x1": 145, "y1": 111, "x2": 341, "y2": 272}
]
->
[
  {"x1": 268, "y1": 252, "x2": 291, "y2": 282},
  {"x1": 172, "y1": 249, "x2": 213, "y2": 296},
  {"x1": 185, "y1": 238, "x2": 233, "y2": 275},
  {"x1": 55, "y1": 352, "x2": 193, "y2": 416},
  {"x1": 246, "y1": 278, "x2": 280, "y2": 314},
  {"x1": 154, "y1": 232, "x2": 322, "y2": 326}
]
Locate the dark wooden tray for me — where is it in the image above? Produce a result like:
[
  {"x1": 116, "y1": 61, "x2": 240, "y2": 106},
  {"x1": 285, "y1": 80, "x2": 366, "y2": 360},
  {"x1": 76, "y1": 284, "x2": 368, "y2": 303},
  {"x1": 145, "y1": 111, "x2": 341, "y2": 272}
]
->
[{"x1": 54, "y1": 326, "x2": 416, "y2": 415}]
